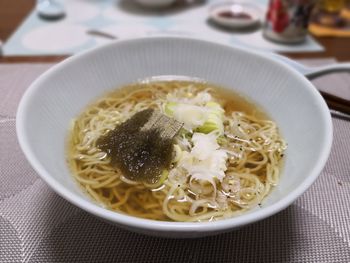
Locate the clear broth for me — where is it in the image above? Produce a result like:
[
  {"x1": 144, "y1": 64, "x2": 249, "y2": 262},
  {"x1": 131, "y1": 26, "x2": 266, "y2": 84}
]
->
[{"x1": 67, "y1": 79, "x2": 284, "y2": 221}]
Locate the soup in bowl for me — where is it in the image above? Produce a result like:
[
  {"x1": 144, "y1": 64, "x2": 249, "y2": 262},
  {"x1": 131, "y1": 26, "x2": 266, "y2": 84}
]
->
[{"x1": 16, "y1": 37, "x2": 332, "y2": 237}]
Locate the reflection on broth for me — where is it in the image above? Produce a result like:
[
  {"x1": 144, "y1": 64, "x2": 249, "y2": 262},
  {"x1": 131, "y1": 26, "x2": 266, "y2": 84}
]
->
[{"x1": 67, "y1": 79, "x2": 287, "y2": 222}]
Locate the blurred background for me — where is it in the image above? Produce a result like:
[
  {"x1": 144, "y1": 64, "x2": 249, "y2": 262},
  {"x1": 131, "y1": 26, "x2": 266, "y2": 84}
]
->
[{"x1": 0, "y1": 0, "x2": 349, "y2": 60}]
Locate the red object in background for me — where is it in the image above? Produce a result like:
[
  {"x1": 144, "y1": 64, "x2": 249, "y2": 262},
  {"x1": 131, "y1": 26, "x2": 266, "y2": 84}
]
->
[{"x1": 266, "y1": 0, "x2": 290, "y2": 32}]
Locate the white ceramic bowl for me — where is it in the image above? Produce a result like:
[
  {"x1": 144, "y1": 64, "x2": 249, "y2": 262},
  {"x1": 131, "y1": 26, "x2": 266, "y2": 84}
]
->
[{"x1": 16, "y1": 37, "x2": 332, "y2": 238}]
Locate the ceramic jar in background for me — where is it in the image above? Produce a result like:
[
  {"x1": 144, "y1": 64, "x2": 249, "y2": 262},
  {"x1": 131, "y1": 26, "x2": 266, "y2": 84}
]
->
[{"x1": 263, "y1": 0, "x2": 316, "y2": 44}]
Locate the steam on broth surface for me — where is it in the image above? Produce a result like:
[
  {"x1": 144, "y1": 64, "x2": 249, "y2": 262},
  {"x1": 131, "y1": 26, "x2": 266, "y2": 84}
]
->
[{"x1": 67, "y1": 79, "x2": 286, "y2": 222}]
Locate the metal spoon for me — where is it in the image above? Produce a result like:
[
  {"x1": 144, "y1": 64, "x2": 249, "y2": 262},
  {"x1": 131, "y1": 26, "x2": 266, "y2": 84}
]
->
[
  {"x1": 271, "y1": 53, "x2": 350, "y2": 118},
  {"x1": 271, "y1": 53, "x2": 350, "y2": 80},
  {"x1": 36, "y1": 0, "x2": 66, "y2": 20}
]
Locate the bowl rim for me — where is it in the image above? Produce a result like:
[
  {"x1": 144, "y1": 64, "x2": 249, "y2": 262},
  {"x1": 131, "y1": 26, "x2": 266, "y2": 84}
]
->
[{"x1": 16, "y1": 36, "x2": 333, "y2": 233}]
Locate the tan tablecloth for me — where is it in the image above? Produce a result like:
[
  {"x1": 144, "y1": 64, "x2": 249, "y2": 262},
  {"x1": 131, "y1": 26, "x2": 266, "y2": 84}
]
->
[{"x1": 0, "y1": 63, "x2": 349, "y2": 263}]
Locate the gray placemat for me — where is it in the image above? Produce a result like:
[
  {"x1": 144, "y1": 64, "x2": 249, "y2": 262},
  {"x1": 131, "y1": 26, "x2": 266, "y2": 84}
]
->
[{"x1": 0, "y1": 62, "x2": 349, "y2": 263}]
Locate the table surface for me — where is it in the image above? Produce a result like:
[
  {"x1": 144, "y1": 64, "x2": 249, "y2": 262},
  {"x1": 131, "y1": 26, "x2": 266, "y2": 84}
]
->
[{"x1": 1, "y1": 0, "x2": 350, "y2": 63}]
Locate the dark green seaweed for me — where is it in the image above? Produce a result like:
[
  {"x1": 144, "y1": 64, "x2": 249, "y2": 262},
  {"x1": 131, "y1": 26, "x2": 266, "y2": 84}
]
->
[{"x1": 97, "y1": 109, "x2": 182, "y2": 184}]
